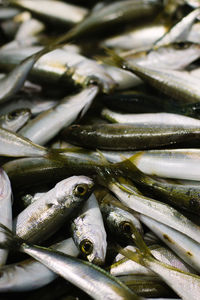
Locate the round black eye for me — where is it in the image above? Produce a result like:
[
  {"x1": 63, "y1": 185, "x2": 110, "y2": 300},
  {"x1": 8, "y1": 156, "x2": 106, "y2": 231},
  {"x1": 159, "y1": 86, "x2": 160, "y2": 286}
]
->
[
  {"x1": 80, "y1": 240, "x2": 93, "y2": 255},
  {"x1": 74, "y1": 184, "x2": 87, "y2": 196},
  {"x1": 122, "y1": 222, "x2": 133, "y2": 235},
  {"x1": 8, "y1": 110, "x2": 20, "y2": 119}
]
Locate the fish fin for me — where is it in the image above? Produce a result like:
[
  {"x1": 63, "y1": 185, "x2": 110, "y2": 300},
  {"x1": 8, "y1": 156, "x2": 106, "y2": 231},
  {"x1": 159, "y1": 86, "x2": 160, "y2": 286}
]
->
[
  {"x1": 0, "y1": 223, "x2": 24, "y2": 252},
  {"x1": 96, "y1": 149, "x2": 110, "y2": 165}
]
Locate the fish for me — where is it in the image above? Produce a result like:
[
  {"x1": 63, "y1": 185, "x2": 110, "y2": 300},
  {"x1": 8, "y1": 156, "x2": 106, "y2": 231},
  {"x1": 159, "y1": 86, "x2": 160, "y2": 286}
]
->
[
  {"x1": 0, "y1": 49, "x2": 48, "y2": 104},
  {"x1": 96, "y1": 188, "x2": 143, "y2": 241},
  {"x1": 71, "y1": 193, "x2": 107, "y2": 265},
  {"x1": 0, "y1": 47, "x2": 116, "y2": 93},
  {"x1": 107, "y1": 49, "x2": 200, "y2": 104},
  {"x1": 62, "y1": 123, "x2": 200, "y2": 150},
  {"x1": 119, "y1": 223, "x2": 200, "y2": 300},
  {"x1": 11, "y1": 0, "x2": 89, "y2": 26},
  {"x1": 101, "y1": 109, "x2": 200, "y2": 128},
  {"x1": 0, "y1": 127, "x2": 48, "y2": 157},
  {"x1": 19, "y1": 85, "x2": 99, "y2": 145},
  {"x1": 13, "y1": 175, "x2": 94, "y2": 243},
  {"x1": 0, "y1": 169, "x2": 12, "y2": 266},
  {"x1": 105, "y1": 176, "x2": 200, "y2": 244},
  {"x1": 0, "y1": 108, "x2": 31, "y2": 132},
  {"x1": 0, "y1": 225, "x2": 140, "y2": 300},
  {"x1": 0, "y1": 238, "x2": 79, "y2": 292},
  {"x1": 154, "y1": 8, "x2": 200, "y2": 47}
]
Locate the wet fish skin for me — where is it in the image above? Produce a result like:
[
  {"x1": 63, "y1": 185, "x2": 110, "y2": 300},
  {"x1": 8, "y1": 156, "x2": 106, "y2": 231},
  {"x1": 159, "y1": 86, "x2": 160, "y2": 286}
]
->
[
  {"x1": 0, "y1": 238, "x2": 79, "y2": 292},
  {"x1": 71, "y1": 193, "x2": 107, "y2": 265},
  {"x1": 0, "y1": 225, "x2": 140, "y2": 300},
  {"x1": 0, "y1": 108, "x2": 31, "y2": 132},
  {"x1": 0, "y1": 127, "x2": 47, "y2": 157},
  {"x1": 101, "y1": 109, "x2": 200, "y2": 128},
  {"x1": 96, "y1": 188, "x2": 142, "y2": 241},
  {"x1": 0, "y1": 169, "x2": 12, "y2": 266},
  {"x1": 19, "y1": 85, "x2": 99, "y2": 145},
  {"x1": 62, "y1": 123, "x2": 200, "y2": 150},
  {"x1": 106, "y1": 177, "x2": 200, "y2": 244},
  {"x1": 13, "y1": 175, "x2": 94, "y2": 243}
]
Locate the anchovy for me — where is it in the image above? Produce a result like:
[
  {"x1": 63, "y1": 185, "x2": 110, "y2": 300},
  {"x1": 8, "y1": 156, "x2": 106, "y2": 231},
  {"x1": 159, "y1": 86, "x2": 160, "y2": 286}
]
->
[
  {"x1": 139, "y1": 214, "x2": 200, "y2": 272},
  {"x1": 0, "y1": 225, "x2": 140, "y2": 300},
  {"x1": 0, "y1": 238, "x2": 79, "y2": 292},
  {"x1": 62, "y1": 123, "x2": 200, "y2": 150},
  {"x1": 0, "y1": 127, "x2": 47, "y2": 157},
  {"x1": 155, "y1": 8, "x2": 200, "y2": 47},
  {"x1": 96, "y1": 188, "x2": 142, "y2": 241},
  {"x1": 11, "y1": 0, "x2": 88, "y2": 25},
  {"x1": 0, "y1": 169, "x2": 12, "y2": 266},
  {"x1": 106, "y1": 177, "x2": 200, "y2": 244},
  {"x1": 71, "y1": 193, "x2": 107, "y2": 265},
  {"x1": 19, "y1": 85, "x2": 99, "y2": 145},
  {"x1": 101, "y1": 109, "x2": 200, "y2": 128},
  {"x1": 0, "y1": 47, "x2": 116, "y2": 93},
  {"x1": 13, "y1": 176, "x2": 94, "y2": 243},
  {"x1": 0, "y1": 109, "x2": 31, "y2": 132}
]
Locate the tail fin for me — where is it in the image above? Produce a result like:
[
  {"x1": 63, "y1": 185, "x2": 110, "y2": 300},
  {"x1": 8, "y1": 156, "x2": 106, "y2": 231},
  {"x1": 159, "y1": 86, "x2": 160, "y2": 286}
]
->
[{"x1": 0, "y1": 224, "x2": 24, "y2": 252}]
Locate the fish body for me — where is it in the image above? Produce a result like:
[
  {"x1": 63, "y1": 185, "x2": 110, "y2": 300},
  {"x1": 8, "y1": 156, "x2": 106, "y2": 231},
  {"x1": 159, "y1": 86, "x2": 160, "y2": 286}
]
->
[{"x1": 13, "y1": 176, "x2": 94, "y2": 243}]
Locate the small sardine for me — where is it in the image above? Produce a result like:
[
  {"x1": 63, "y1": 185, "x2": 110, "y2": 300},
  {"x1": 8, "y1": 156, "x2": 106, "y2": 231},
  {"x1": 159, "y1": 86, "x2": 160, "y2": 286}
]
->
[
  {"x1": 0, "y1": 169, "x2": 12, "y2": 266},
  {"x1": 0, "y1": 108, "x2": 31, "y2": 132},
  {"x1": 19, "y1": 85, "x2": 99, "y2": 145},
  {"x1": 0, "y1": 238, "x2": 79, "y2": 292},
  {"x1": 71, "y1": 193, "x2": 107, "y2": 265},
  {"x1": 13, "y1": 175, "x2": 94, "y2": 243},
  {"x1": 0, "y1": 225, "x2": 139, "y2": 300}
]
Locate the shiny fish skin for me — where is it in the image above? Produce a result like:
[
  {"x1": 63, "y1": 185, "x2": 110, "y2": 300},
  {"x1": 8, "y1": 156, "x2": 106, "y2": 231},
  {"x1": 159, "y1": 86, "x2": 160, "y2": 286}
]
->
[
  {"x1": 71, "y1": 193, "x2": 107, "y2": 265},
  {"x1": 0, "y1": 238, "x2": 79, "y2": 292},
  {"x1": 55, "y1": 0, "x2": 162, "y2": 43},
  {"x1": 107, "y1": 178, "x2": 200, "y2": 244},
  {"x1": 96, "y1": 189, "x2": 143, "y2": 241},
  {"x1": 19, "y1": 244, "x2": 140, "y2": 300},
  {"x1": 11, "y1": 0, "x2": 88, "y2": 25},
  {"x1": 101, "y1": 109, "x2": 200, "y2": 128},
  {"x1": 0, "y1": 169, "x2": 12, "y2": 266},
  {"x1": 0, "y1": 47, "x2": 116, "y2": 93},
  {"x1": 0, "y1": 52, "x2": 43, "y2": 104},
  {"x1": 102, "y1": 23, "x2": 168, "y2": 51},
  {"x1": 13, "y1": 176, "x2": 94, "y2": 243},
  {"x1": 0, "y1": 127, "x2": 47, "y2": 157},
  {"x1": 140, "y1": 215, "x2": 200, "y2": 272},
  {"x1": 154, "y1": 8, "x2": 200, "y2": 47},
  {"x1": 19, "y1": 85, "x2": 99, "y2": 145},
  {"x1": 0, "y1": 109, "x2": 31, "y2": 132},
  {"x1": 62, "y1": 123, "x2": 200, "y2": 150}
]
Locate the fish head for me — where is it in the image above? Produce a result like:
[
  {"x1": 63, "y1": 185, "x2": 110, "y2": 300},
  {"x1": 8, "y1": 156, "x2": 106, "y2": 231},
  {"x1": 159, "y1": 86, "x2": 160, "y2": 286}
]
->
[
  {"x1": 72, "y1": 216, "x2": 107, "y2": 266},
  {"x1": 54, "y1": 176, "x2": 94, "y2": 207}
]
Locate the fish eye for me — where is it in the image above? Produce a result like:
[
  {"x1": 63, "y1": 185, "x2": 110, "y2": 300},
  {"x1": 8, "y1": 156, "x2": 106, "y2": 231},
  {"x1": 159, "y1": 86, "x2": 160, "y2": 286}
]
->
[
  {"x1": 121, "y1": 222, "x2": 133, "y2": 235},
  {"x1": 74, "y1": 184, "x2": 88, "y2": 196},
  {"x1": 8, "y1": 110, "x2": 20, "y2": 120},
  {"x1": 80, "y1": 239, "x2": 93, "y2": 255}
]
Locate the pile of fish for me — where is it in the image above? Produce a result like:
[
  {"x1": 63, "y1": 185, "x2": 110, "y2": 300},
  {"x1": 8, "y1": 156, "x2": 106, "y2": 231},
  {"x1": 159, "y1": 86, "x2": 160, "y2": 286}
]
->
[{"x1": 1, "y1": 0, "x2": 200, "y2": 299}]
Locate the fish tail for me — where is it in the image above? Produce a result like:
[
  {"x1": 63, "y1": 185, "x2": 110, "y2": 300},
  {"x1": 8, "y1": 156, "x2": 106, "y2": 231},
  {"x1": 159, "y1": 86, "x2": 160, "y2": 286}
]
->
[
  {"x1": 0, "y1": 223, "x2": 24, "y2": 252},
  {"x1": 118, "y1": 223, "x2": 152, "y2": 266}
]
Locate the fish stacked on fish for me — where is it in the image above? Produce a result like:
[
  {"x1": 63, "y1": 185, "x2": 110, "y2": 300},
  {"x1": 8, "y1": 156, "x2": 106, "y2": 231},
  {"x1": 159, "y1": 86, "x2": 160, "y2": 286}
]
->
[{"x1": 0, "y1": 0, "x2": 200, "y2": 299}]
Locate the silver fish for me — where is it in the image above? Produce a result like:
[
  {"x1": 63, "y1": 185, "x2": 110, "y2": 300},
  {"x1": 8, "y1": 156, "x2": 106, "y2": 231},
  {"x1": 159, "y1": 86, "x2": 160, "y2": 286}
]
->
[
  {"x1": 0, "y1": 109, "x2": 31, "y2": 132},
  {"x1": 11, "y1": 0, "x2": 88, "y2": 25},
  {"x1": 19, "y1": 85, "x2": 99, "y2": 145},
  {"x1": 0, "y1": 238, "x2": 79, "y2": 292},
  {"x1": 13, "y1": 176, "x2": 94, "y2": 243},
  {"x1": 0, "y1": 127, "x2": 47, "y2": 157},
  {"x1": 71, "y1": 193, "x2": 107, "y2": 265},
  {"x1": 0, "y1": 169, "x2": 12, "y2": 266},
  {"x1": 0, "y1": 227, "x2": 139, "y2": 300},
  {"x1": 101, "y1": 109, "x2": 200, "y2": 127},
  {"x1": 107, "y1": 178, "x2": 200, "y2": 244}
]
